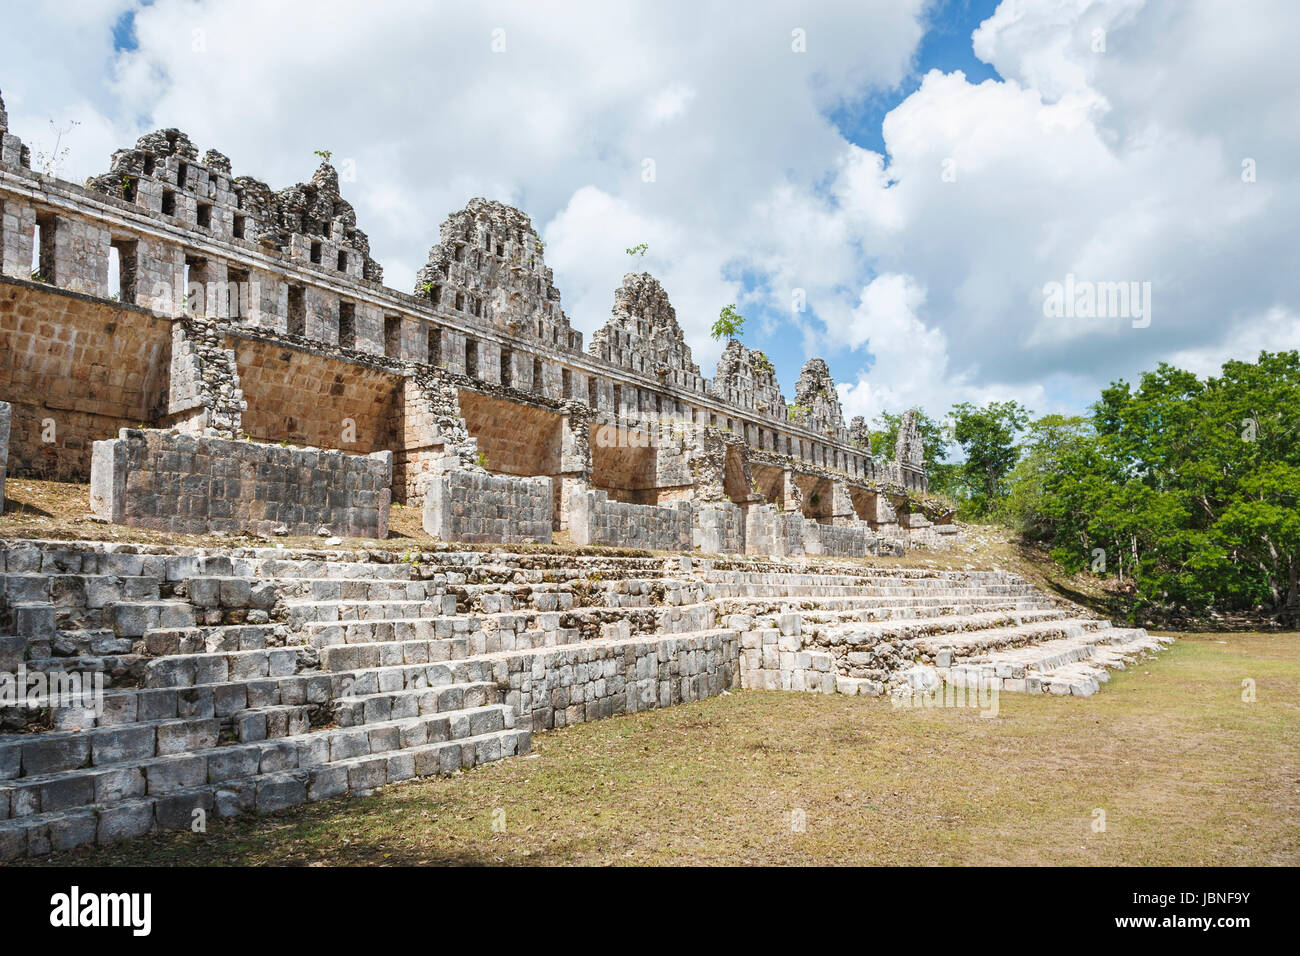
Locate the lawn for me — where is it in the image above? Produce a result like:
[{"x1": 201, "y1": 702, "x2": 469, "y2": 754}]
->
[{"x1": 24, "y1": 631, "x2": 1298, "y2": 867}]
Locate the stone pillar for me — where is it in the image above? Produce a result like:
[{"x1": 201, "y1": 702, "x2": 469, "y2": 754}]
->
[
  {"x1": 555, "y1": 406, "x2": 593, "y2": 531},
  {"x1": 831, "y1": 481, "x2": 856, "y2": 526},
  {"x1": 1, "y1": 199, "x2": 35, "y2": 281},
  {"x1": 0, "y1": 400, "x2": 10, "y2": 514}
]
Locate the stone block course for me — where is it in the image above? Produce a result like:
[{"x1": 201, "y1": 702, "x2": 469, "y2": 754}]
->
[
  {"x1": 90, "y1": 428, "x2": 391, "y2": 538},
  {"x1": 567, "y1": 487, "x2": 691, "y2": 551},
  {"x1": 422, "y1": 469, "x2": 552, "y2": 544}
]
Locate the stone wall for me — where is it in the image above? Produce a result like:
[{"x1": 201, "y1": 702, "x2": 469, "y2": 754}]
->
[
  {"x1": 234, "y1": 335, "x2": 401, "y2": 453},
  {"x1": 805, "y1": 521, "x2": 871, "y2": 558},
  {"x1": 694, "y1": 501, "x2": 745, "y2": 554},
  {"x1": 743, "y1": 503, "x2": 806, "y2": 557},
  {"x1": 90, "y1": 428, "x2": 392, "y2": 537},
  {"x1": 507, "y1": 626, "x2": 739, "y2": 731},
  {"x1": 0, "y1": 105, "x2": 944, "y2": 551},
  {"x1": 421, "y1": 469, "x2": 552, "y2": 544},
  {"x1": 0, "y1": 279, "x2": 172, "y2": 480},
  {"x1": 589, "y1": 273, "x2": 705, "y2": 394},
  {"x1": 567, "y1": 487, "x2": 692, "y2": 551}
]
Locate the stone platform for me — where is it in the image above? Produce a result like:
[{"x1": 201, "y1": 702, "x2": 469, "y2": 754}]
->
[{"x1": 0, "y1": 538, "x2": 1172, "y2": 860}]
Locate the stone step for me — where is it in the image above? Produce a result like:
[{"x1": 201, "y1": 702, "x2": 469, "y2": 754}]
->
[
  {"x1": 916, "y1": 617, "x2": 1113, "y2": 659},
  {"x1": 708, "y1": 582, "x2": 1039, "y2": 599},
  {"x1": 137, "y1": 623, "x2": 286, "y2": 656},
  {"x1": 0, "y1": 725, "x2": 529, "y2": 861},
  {"x1": 942, "y1": 627, "x2": 1173, "y2": 696},
  {"x1": 794, "y1": 598, "x2": 1052, "y2": 625},
  {"x1": 716, "y1": 593, "x2": 1051, "y2": 616},
  {"x1": 817, "y1": 607, "x2": 1076, "y2": 648},
  {"x1": 0, "y1": 704, "x2": 514, "y2": 822},
  {"x1": 3, "y1": 571, "x2": 163, "y2": 603},
  {"x1": 113, "y1": 600, "x2": 199, "y2": 637},
  {"x1": 330, "y1": 680, "x2": 497, "y2": 727}
]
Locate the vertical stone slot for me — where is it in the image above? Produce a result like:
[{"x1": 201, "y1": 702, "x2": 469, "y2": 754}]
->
[
  {"x1": 287, "y1": 285, "x2": 306, "y2": 336},
  {"x1": 383, "y1": 314, "x2": 401, "y2": 359},
  {"x1": 338, "y1": 301, "x2": 356, "y2": 349},
  {"x1": 465, "y1": 336, "x2": 478, "y2": 378},
  {"x1": 427, "y1": 327, "x2": 441, "y2": 366}
]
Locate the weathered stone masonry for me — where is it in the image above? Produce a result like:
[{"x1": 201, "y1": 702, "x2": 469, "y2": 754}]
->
[
  {"x1": 0, "y1": 93, "x2": 948, "y2": 553},
  {"x1": 91, "y1": 429, "x2": 392, "y2": 538}
]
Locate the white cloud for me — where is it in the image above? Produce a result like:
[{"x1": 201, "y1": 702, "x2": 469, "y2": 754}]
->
[
  {"x1": 2, "y1": 0, "x2": 1297, "y2": 426},
  {"x1": 646, "y1": 85, "x2": 696, "y2": 124}
]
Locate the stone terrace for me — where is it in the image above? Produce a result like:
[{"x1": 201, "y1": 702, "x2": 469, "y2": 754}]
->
[{"x1": 0, "y1": 538, "x2": 1171, "y2": 860}]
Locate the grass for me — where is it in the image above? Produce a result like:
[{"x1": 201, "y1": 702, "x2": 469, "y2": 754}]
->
[{"x1": 24, "y1": 631, "x2": 1299, "y2": 867}]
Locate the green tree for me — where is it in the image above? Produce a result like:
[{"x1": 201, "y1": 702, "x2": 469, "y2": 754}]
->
[
  {"x1": 947, "y1": 400, "x2": 1030, "y2": 516},
  {"x1": 1037, "y1": 351, "x2": 1300, "y2": 622},
  {"x1": 711, "y1": 304, "x2": 745, "y2": 341},
  {"x1": 999, "y1": 413, "x2": 1091, "y2": 538}
]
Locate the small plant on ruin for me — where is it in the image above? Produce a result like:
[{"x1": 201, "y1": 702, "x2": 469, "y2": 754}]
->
[
  {"x1": 711, "y1": 304, "x2": 744, "y2": 341},
  {"x1": 476, "y1": 451, "x2": 489, "y2": 469},
  {"x1": 313, "y1": 149, "x2": 332, "y2": 163},
  {"x1": 625, "y1": 242, "x2": 648, "y2": 259},
  {"x1": 751, "y1": 352, "x2": 774, "y2": 377},
  {"x1": 788, "y1": 403, "x2": 809, "y2": 422},
  {"x1": 34, "y1": 118, "x2": 80, "y2": 177},
  {"x1": 29, "y1": 270, "x2": 47, "y2": 284}
]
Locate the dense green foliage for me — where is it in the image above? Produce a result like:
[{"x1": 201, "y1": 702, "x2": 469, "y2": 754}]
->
[
  {"x1": 711, "y1": 304, "x2": 745, "y2": 341},
  {"x1": 889, "y1": 352, "x2": 1299, "y2": 622}
]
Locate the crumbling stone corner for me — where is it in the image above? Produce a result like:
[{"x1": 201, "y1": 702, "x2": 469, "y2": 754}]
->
[{"x1": 0, "y1": 400, "x2": 10, "y2": 513}]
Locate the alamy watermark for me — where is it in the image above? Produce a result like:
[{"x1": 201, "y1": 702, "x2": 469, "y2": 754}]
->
[
  {"x1": 891, "y1": 669, "x2": 999, "y2": 718},
  {"x1": 1043, "y1": 274, "x2": 1152, "y2": 328},
  {"x1": 0, "y1": 667, "x2": 104, "y2": 718}
]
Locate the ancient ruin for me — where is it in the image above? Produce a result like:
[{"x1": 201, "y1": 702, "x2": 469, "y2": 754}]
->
[{"x1": 0, "y1": 101, "x2": 1172, "y2": 859}]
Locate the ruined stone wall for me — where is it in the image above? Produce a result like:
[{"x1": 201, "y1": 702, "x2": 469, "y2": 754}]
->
[
  {"x1": 0, "y1": 105, "x2": 934, "y2": 552},
  {"x1": 413, "y1": 198, "x2": 576, "y2": 352},
  {"x1": 90, "y1": 429, "x2": 392, "y2": 537},
  {"x1": 694, "y1": 501, "x2": 745, "y2": 554},
  {"x1": 165, "y1": 317, "x2": 244, "y2": 437},
  {"x1": 421, "y1": 470, "x2": 552, "y2": 544},
  {"x1": 589, "y1": 273, "x2": 705, "y2": 394},
  {"x1": 508, "y1": 628, "x2": 739, "y2": 732},
  {"x1": 0, "y1": 279, "x2": 171, "y2": 480},
  {"x1": 793, "y1": 358, "x2": 848, "y2": 447},
  {"x1": 233, "y1": 337, "x2": 401, "y2": 452},
  {"x1": 805, "y1": 521, "x2": 871, "y2": 558},
  {"x1": 710, "y1": 339, "x2": 786, "y2": 421},
  {"x1": 567, "y1": 487, "x2": 691, "y2": 551},
  {"x1": 743, "y1": 503, "x2": 806, "y2": 557}
]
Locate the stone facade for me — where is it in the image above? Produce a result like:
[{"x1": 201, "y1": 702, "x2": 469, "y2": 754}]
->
[
  {"x1": 590, "y1": 273, "x2": 705, "y2": 395},
  {"x1": 90, "y1": 429, "x2": 392, "y2": 538},
  {"x1": 0, "y1": 99, "x2": 949, "y2": 553}
]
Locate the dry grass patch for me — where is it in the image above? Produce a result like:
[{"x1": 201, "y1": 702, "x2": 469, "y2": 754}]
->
[{"x1": 25, "y1": 632, "x2": 1299, "y2": 867}]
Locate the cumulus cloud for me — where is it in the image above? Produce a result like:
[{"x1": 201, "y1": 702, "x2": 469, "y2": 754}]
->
[{"x1": 1, "y1": 0, "x2": 1296, "y2": 430}]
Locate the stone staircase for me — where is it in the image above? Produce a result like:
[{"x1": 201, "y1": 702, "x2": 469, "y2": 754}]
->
[{"x1": 0, "y1": 540, "x2": 1172, "y2": 860}]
